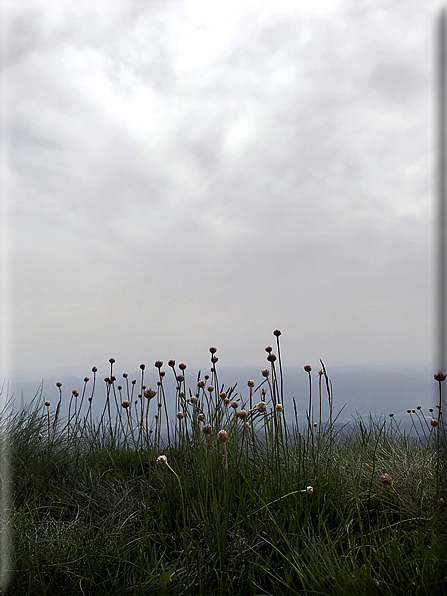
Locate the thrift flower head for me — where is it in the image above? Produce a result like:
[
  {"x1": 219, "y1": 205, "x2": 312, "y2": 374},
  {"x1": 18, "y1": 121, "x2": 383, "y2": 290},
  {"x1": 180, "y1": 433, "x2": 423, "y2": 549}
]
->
[
  {"x1": 156, "y1": 455, "x2": 168, "y2": 467},
  {"x1": 216, "y1": 430, "x2": 229, "y2": 443},
  {"x1": 247, "y1": 380, "x2": 255, "y2": 388},
  {"x1": 306, "y1": 486, "x2": 314, "y2": 494},
  {"x1": 434, "y1": 370, "x2": 447, "y2": 382},
  {"x1": 144, "y1": 388, "x2": 156, "y2": 399},
  {"x1": 275, "y1": 404, "x2": 284, "y2": 412},
  {"x1": 380, "y1": 473, "x2": 393, "y2": 486},
  {"x1": 176, "y1": 412, "x2": 184, "y2": 420},
  {"x1": 121, "y1": 400, "x2": 131, "y2": 409},
  {"x1": 431, "y1": 418, "x2": 439, "y2": 427},
  {"x1": 261, "y1": 369, "x2": 269, "y2": 378},
  {"x1": 202, "y1": 424, "x2": 212, "y2": 435},
  {"x1": 198, "y1": 413, "x2": 205, "y2": 422},
  {"x1": 304, "y1": 365, "x2": 312, "y2": 373},
  {"x1": 255, "y1": 401, "x2": 267, "y2": 413},
  {"x1": 45, "y1": 401, "x2": 50, "y2": 407}
]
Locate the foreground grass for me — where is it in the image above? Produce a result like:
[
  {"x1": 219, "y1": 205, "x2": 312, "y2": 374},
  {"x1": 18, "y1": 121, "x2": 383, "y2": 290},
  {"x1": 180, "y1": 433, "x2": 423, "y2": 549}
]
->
[{"x1": 1, "y1": 335, "x2": 446, "y2": 595}]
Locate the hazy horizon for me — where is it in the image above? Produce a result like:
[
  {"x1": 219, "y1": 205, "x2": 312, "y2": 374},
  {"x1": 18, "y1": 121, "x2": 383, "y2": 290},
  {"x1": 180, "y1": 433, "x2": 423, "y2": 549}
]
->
[{"x1": 0, "y1": 1, "x2": 439, "y2": 390}]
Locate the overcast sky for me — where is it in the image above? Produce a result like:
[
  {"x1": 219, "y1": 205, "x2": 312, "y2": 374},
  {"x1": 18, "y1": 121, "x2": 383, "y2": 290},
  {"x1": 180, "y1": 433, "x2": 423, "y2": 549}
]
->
[{"x1": 0, "y1": 0, "x2": 441, "y2": 383}]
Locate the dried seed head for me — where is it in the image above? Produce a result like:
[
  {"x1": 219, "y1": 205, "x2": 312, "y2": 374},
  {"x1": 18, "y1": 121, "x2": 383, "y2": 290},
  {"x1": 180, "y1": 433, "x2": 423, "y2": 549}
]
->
[
  {"x1": 265, "y1": 346, "x2": 272, "y2": 353},
  {"x1": 209, "y1": 347, "x2": 217, "y2": 354},
  {"x1": 211, "y1": 356, "x2": 218, "y2": 363},
  {"x1": 56, "y1": 382, "x2": 62, "y2": 388},
  {"x1": 109, "y1": 358, "x2": 115, "y2": 364},
  {"x1": 177, "y1": 412, "x2": 184, "y2": 420},
  {"x1": 176, "y1": 375, "x2": 185, "y2": 383},
  {"x1": 179, "y1": 363, "x2": 187, "y2": 370},
  {"x1": 202, "y1": 424, "x2": 212, "y2": 435},
  {"x1": 156, "y1": 455, "x2": 168, "y2": 467},
  {"x1": 144, "y1": 388, "x2": 157, "y2": 400},
  {"x1": 247, "y1": 380, "x2": 255, "y2": 387},
  {"x1": 267, "y1": 353, "x2": 277, "y2": 362},
  {"x1": 168, "y1": 360, "x2": 175, "y2": 368},
  {"x1": 255, "y1": 401, "x2": 267, "y2": 413},
  {"x1": 160, "y1": 371, "x2": 165, "y2": 378},
  {"x1": 216, "y1": 429, "x2": 229, "y2": 443},
  {"x1": 431, "y1": 418, "x2": 439, "y2": 427},
  {"x1": 224, "y1": 398, "x2": 230, "y2": 405},
  {"x1": 198, "y1": 380, "x2": 205, "y2": 389},
  {"x1": 84, "y1": 377, "x2": 89, "y2": 383},
  {"x1": 220, "y1": 391, "x2": 227, "y2": 399},
  {"x1": 434, "y1": 370, "x2": 447, "y2": 382},
  {"x1": 261, "y1": 369, "x2": 269, "y2": 378},
  {"x1": 304, "y1": 365, "x2": 312, "y2": 373},
  {"x1": 207, "y1": 385, "x2": 214, "y2": 393},
  {"x1": 121, "y1": 400, "x2": 131, "y2": 409},
  {"x1": 123, "y1": 373, "x2": 128, "y2": 378},
  {"x1": 380, "y1": 473, "x2": 393, "y2": 486},
  {"x1": 154, "y1": 360, "x2": 163, "y2": 369},
  {"x1": 231, "y1": 401, "x2": 238, "y2": 409},
  {"x1": 273, "y1": 329, "x2": 282, "y2": 337},
  {"x1": 189, "y1": 396, "x2": 198, "y2": 405},
  {"x1": 92, "y1": 366, "x2": 98, "y2": 373},
  {"x1": 140, "y1": 364, "x2": 145, "y2": 370}
]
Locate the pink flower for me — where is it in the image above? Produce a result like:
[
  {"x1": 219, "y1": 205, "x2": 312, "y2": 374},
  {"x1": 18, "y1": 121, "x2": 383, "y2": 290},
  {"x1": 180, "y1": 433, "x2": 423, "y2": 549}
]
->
[{"x1": 380, "y1": 473, "x2": 393, "y2": 486}]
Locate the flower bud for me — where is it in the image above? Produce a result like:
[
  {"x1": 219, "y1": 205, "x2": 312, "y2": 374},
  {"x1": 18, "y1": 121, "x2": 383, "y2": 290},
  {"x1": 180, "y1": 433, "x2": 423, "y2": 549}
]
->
[
  {"x1": 304, "y1": 365, "x2": 312, "y2": 373},
  {"x1": 45, "y1": 401, "x2": 50, "y2": 407},
  {"x1": 177, "y1": 412, "x2": 184, "y2": 420},
  {"x1": 202, "y1": 424, "x2": 212, "y2": 435},
  {"x1": 247, "y1": 380, "x2": 255, "y2": 387},
  {"x1": 216, "y1": 430, "x2": 229, "y2": 443},
  {"x1": 380, "y1": 473, "x2": 393, "y2": 486},
  {"x1": 255, "y1": 401, "x2": 267, "y2": 413},
  {"x1": 144, "y1": 388, "x2": 157, "y2": 400},
  {"x1": 121, "y1": 400, "x2": 131, "y2": 409}
]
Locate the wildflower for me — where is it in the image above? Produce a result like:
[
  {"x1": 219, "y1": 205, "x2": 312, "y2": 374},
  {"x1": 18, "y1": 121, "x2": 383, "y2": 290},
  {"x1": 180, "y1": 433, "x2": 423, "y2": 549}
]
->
[
  {"x1": 265, "y1": 346, "x2": 273, "y2": 353},
  {"x1": 92, "y1": 366, "x2": 97, "y2": 373},
  {"x1": 261, "y1": 369, "x2": 269, "y2": 378},
  {"x1": 44, "y1": 401, "x2": 50, "y2": 407},
  {"x1": 198, "y1": 380, "x2": 205, "y2": 389},
  {"x1": 109, "y1": 358, "x2": 115, "y2": 364},
  {"x1": 231, "y1": 401, "x2": 238, "y2": 409},
  {"x1": 207, "y1": 385, "x2": 214, "y2": 393},
  {"x1": 434, "y1": 370, "x2": 447, "y2": 382},
  {"x1": 156, "y1": 455, "x2": 168, "y2": 467},
  {"x1": 267, "y1": 353, "x2": 277, "y2": 362},
  {"x1": 140, "y1": 364, "x2": 145, "y2": 370},
  {"x1": 179, "y1": 363, "x2": 187, "y2": 370},
  {"x1": 216, "y1": 430, "x2": 229, "y2": 443},
  {"x1": 247, "y1": 380, "x2": 255, "y2": 387},
  {"x1": 123, "y1": 373, "x2": 128, "y2": 378},
  {"x1": 154, "y1": 360, "x2": 163, "y2": 368},
  {"x1": 177, "y1": 412, "x2": 184, "y2": 420},
  {"x1": 144, "y1": 388, "x2": 156, "y2": 399},
  {"x1": 198, "y1": 413, "x2": 205, "y2": 422},
  {"x1": 121, "y1": 400, "x2": 131, "y2": 409},
  {"x1": 211, "y1": 356, "x2": 218, "y2": 363},
  {"x1": 189, "y1": 396, "x2": 198, "y2": 405},
  {"x1": 380, "y1": 474, "x2": 393, "y2": 486},
  {"x1": 224, "y1": 398, "x2": 230, "y2": 405},
  {"x1": 176, "y1": 375, "x2": 185, "y2": 383},
  {"x1": 168, "y1": 360, "x2": 175, "y2": 368},
  {"x1": 255, "y1": 401, "x2": 267, "y2": 413},
  {"x1": 431, "y1": 419, "x2": 439, "y2": 427},
  {"x1": 237, "y1": 409, "x2": 248, "y2": 420},
  {"x1": 202, "y1": 424, "x2": 212, "y2": 435},
  {"x1": 304, "y1": 365, "x2": 312, "y2": 373},
  {"x1": 56, "y1": 382, "x2": 62, "y2": 387},
  {"x1": 275, "y1": 404, "x2": 283, "y2": 412},
  {"x1": 273, "y1": 329, "x2": 282, "y2": 337},
  {"x1": 209, "y1": 347, "x2": 217, "y2": 354},
  {"x1": 300, "y1": 486, "x2": 314, "y2": 494}
]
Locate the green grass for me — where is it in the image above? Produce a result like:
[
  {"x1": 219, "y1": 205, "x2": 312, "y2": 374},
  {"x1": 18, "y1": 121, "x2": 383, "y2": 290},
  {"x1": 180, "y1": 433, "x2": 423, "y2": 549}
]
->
[{"x1": 1, "y1": 335, "x2": 446, "y2": 595}]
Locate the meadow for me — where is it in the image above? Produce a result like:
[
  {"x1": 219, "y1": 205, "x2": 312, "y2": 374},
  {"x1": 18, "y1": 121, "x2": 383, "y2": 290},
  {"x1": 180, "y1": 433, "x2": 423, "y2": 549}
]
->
[{"x1": 1, "y1": 330, "x2": 446, "y2": 595}]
